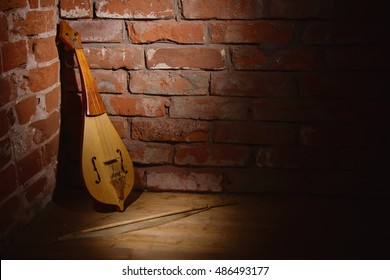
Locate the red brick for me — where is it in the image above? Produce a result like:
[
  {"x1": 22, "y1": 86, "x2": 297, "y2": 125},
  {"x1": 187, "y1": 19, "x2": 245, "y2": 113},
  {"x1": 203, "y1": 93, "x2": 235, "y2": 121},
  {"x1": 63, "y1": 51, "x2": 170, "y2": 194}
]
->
[
  {"x1": 130, "y1": 71, "x2": 209, "y2": 96},
  {"x1": 16, "y1": 148, "x2": 42, "y2": 185},
  {"x1": 0, "y1": 0, "x2": 26, "y2": 11},
  {"x1": 24, "y1": 177, "x2": 46, "y2": 202},
  {"x1": 146, "y1": 47, "x2": 226, "y2": 70},
  {"x1": 170, "y1": 96, "x2": 249, "y2": 120},
  {"x1": 0, "y1": 164, "x2": 17, "y2": 202},
  {"x1": 132, "y1": 118, "x2": 209, "y2": 143},
  {"x1": 175, "y1": 144, "x2": 252, "y2": 167},
  {"x1": 31, "y1": 111, "x2": 60, "y2": 144},
  {"x1": 12, "y1": 10, "x2": 55, "y2": 36},
  {"x1": 133, "y1": 167, "x2": 147, "y2": 190},
  {"x1": 1, "y1": 40, "x2": 27, "y2": 72},
  {"x1": 15, "y1": 95, "x2": 38, "y2": 125},
  {"x1": 232, "y1": 46, "x2": 317, "y2": 70},
  {"x1": 0, "y1": 137, "x2": 11, "y2": 168},
  {"x1": 0, "y1": 76, "x2": 16, "y2": 107},
  {"x1": 146, "y1": 167, "x2": 223, "y2": 192},
  {"x1": 300, "y1": 124, "x2": 385, "y2": 147},
  {"x1": 0, "y1": 14, "x2": 7, "y2": 42},
  {"x1": 297, "y1": 72, "x2": 388, "y2": 98},
  {"x1": 210, "y1": 21, "x2": 294, "y2": 44},
  {"x1": 28, "y1": 61, "x2": 59, "y2": 93},
  {"x1": 45, "y1": 86, "x2": 60, "y2": 114},
  {"x1": 28, "y1": 36, "x2": 58, "y2": 63},
  {"x1": 60, "y1": 0, "x2": 93, "y2": 19},
  {"x1": 107, "y1": 95, "x2": 166, "y2": 117},
  {"x1": 95, "y1": 0, "x2": 174, "y2": 19},
  {"x1": 28, "y1": 0, "x2": 38, "y2": 8},
  {"x1": 213, "y1": 121, "x2": 297, "y2": 145},
  {"x1": 84, "y1": 46, "x2": 144, "y2": 70},
  {"x1": 67, "y1": 20, "x2": 123, "y2": 43},
  {"x1": 93, "y1": 71, "x2": 127, "y2": 94},
  {"x1": 128, "y1": 20, "x2": 205, "y2": 44},
  {"x1": 126, "y1": 142, "x2": 173, "y2": 165},
  {"x1": 182, "y1": 0, "x2": 265, "y2": 19},
  {"x1": 269, "y1": 0, "x2": 334, "y2": 19},
  {"x1": 40, "y1": 0, "x2": 56, "y2": 7},
  {"x1": 211, "y1": 72, "x2": 294, "y2": 97},
  {"x1": 303, "y1": 21, "x2": 389, "y2": 45},
  {"x1": 325, "y1": 46, "x2": 390, "y2": 70},
  {"x1": 69, "y1": 69, "x2": 126, "y2": 94}
]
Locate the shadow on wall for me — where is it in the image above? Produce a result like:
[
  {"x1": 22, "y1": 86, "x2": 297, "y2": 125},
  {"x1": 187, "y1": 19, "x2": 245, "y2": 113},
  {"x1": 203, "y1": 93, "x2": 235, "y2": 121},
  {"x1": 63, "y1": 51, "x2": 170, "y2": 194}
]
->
[
  {"x1": 54, "y1": 0, "x2": 390, "y2": 200},
  {"x1": 54, "y1": 44, "x2": 83, "y2": 194}
]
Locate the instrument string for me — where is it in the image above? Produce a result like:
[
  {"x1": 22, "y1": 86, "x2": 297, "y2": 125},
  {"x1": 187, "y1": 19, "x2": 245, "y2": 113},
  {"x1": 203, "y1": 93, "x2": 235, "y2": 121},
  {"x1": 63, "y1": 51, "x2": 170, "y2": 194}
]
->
[
  {"x1": 77, "y1": 49, "x2": 123, "y2": 185},
  {"x1": 75, "y1": 50, "x2": 106, "y2": 162},
  {"x1": 61, "y1": 21, "x2": 133, "y2": 209}
]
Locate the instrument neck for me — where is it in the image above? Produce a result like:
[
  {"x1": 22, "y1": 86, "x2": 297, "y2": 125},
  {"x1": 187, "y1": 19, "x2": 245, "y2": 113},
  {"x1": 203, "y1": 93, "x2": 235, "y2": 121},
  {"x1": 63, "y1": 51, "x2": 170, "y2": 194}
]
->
[{"x1": 75, "y1": 48, "x2": 107, "y2": 116}]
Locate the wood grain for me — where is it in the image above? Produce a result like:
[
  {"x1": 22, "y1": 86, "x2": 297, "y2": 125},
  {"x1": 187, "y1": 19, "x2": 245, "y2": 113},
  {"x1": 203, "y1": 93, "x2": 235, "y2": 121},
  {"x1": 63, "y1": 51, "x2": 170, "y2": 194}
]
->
[
  {"x1": 82, "y1": 113, "x2": 134, "y2": 211},
  {"x1": 4, "y1": 191, "x2": 390, "y2": 259},
  {"x1": 75, "y1": 48, "x2": 107, "y2": 116}
]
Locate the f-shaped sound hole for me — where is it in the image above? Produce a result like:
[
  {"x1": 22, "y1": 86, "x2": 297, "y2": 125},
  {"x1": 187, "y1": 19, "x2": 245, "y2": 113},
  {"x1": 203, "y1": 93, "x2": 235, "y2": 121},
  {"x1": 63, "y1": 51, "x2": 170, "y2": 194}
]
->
[
  {"x1": 116, "y1": 149, "x2": 128, "y2": 174},
  {"x1": 91, "y1": 156, "x2": 101, "y2": 184}
]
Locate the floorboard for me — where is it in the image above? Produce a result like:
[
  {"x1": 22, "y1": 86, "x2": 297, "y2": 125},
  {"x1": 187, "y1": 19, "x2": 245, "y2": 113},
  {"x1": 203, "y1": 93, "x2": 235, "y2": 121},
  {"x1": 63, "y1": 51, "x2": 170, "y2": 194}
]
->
[{"x1": 3, "y1": 190, "x2": 390, "y2": 259}]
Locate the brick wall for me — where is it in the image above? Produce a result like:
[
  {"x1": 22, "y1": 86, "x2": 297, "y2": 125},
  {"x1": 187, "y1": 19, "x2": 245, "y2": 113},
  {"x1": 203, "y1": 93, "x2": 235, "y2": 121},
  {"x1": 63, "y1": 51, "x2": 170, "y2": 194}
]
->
[
  {"x1": 0, "y1": 0, "x2": 389, "y2": 253},
  {"x1": 58, "y1": 0, "x2": 390, "y2": 196},
  {"x1": 0, "y1": 0, "x2": 60, "y2": 250}
]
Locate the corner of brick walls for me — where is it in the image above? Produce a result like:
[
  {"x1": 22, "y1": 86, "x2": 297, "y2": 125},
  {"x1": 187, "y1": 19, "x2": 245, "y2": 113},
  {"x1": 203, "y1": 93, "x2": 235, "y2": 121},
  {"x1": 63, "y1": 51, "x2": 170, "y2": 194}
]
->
[
  {"x1": 1, "y1": 0, "x2": 390, "y2": 253},
  {"x1": 0, "y1": 0, "x2": 60, "y2": 251},
  {"x1": 58, "y1": 0, "x2": 390, "y2": 197}
]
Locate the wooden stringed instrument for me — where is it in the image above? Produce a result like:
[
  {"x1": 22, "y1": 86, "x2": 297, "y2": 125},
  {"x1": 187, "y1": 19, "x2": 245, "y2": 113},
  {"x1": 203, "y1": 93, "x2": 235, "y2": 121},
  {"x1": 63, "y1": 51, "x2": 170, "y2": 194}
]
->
[{"x1": 59, "y1": 21, "x2": 134, "y2": 211}]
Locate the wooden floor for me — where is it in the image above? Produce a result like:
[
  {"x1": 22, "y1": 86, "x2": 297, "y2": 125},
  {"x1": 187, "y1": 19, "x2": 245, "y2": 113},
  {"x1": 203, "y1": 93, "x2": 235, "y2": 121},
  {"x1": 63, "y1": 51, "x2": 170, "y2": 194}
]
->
[{"x1": 3, "y1": 189, "x2": 390, "y2": 260}]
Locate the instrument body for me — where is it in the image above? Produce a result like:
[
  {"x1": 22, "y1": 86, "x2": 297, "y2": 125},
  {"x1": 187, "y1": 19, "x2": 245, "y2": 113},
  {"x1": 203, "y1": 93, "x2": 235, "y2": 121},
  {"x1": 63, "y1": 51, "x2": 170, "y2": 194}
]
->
[{"x1": 59, "y1": 21, "x2": 134, "y2": 211}]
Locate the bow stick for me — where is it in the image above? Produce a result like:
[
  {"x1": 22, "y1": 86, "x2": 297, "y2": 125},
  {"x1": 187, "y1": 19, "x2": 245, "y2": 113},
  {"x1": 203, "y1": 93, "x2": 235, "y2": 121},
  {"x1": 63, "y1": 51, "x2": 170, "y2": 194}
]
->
[{"x1": 55, "y1": 200, "x2": 237, "y2": 242}]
